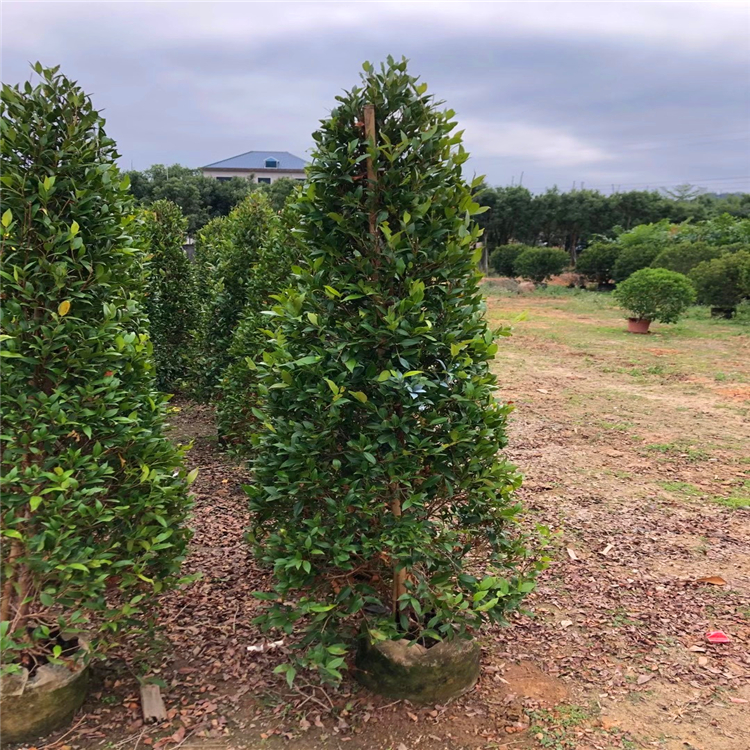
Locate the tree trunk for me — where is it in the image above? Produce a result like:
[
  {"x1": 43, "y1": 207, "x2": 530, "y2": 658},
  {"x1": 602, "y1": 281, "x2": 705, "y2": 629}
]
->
[{"x1": 364, "y1": 104, "x2": 407, "y2": 614}]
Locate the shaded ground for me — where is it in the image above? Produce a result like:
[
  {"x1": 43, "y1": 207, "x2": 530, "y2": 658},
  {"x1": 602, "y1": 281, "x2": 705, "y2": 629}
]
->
[{"x1": 23, "y1": 289, "x2": 749, "y2": 750}]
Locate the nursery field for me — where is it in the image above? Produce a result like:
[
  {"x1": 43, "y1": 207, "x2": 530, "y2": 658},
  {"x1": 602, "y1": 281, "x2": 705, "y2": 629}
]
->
[{"x1": 39, "y1": 288, "x2": 749, "y2": 750}]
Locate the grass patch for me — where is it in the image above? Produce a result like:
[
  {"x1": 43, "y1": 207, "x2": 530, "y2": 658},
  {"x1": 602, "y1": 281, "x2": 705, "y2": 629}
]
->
[
  {"x1": 528, "y1": 704, "x2": 596, "y2": 749},
  {"x1": 643, "y1": 442, "x2": 709, "y2": 462},
  {"x1": 710, "y1": 494, "x2": 750, "y2": 510},
  {"x1": 658, "y1": 480, "x2": 701, "y2": 496}
]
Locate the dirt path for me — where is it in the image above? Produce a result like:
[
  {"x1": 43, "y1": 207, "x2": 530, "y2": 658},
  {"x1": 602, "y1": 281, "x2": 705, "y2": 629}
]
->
[{"x1": 25, "y1": 293, "x2": 749, "y2": 750}]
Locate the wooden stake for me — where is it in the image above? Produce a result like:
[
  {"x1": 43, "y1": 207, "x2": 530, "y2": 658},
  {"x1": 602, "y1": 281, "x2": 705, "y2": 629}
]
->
[
  {"x1": 390, "y1": 490, "x2": 407, "y2": 615},
  {"x1": 140, "y1": 683, "x2": 167, "y2": 723},
  {"x1": 363, "y1": 104, "x2": 378, "y2": 237},
  {"x1": 364, "y1": 103, "x2": 407, "y2": 613}
]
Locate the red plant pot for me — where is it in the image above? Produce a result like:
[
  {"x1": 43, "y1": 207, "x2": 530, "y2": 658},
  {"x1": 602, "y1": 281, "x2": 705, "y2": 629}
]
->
[{"x1": 627, "y1": 318, "x2": 651, "y2": 334}]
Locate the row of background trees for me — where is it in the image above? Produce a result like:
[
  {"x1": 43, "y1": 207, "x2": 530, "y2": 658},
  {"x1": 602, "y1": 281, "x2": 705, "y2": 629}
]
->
[
  {"x1": 125, "y1": 163, "x2": 750, "y2": 267},
  {"x1": 126, "y1": 164, "x2": 296, "y2": 234},
  {"x1": 475, "y1": 184, "x2": 750, "y2": 260}
]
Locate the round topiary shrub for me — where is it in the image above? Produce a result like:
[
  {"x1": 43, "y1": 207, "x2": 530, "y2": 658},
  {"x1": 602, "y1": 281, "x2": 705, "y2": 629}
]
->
[
  {"x1": 614, "y1": 267, "x2": 696, "y2": 323},
  {"x1": 141, "y1": 200, "x2": 199, "y2": 392},
  {"x1": 489, "y1": 244, "x2": 526, "y2": 277},
  {"x1": 689, "y1": 250, "x2": 750, "y2": 310},
  {"x1": 575, "y1": 241, "x2": 621, "y2": 286},
  {"x1": 0, "y1": 66, "x2": 193, "y2": 685},
  {"x1": 513, "y1": 246, "x2": 569, "y2": 283},
  {"x1": 247, "y1": 58, "x2": 540, "y2": 688}
]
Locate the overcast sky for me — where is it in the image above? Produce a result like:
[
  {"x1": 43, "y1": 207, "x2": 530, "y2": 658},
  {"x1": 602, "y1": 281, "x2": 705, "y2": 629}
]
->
[{"x1": 3, "y1": 1, "x2": 750, "y2": 194}]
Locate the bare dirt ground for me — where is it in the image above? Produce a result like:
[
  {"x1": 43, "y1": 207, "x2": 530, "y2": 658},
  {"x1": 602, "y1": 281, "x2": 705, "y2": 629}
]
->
[{"x1": 23, "y1": 290, "x2": 749, "y2": 750}]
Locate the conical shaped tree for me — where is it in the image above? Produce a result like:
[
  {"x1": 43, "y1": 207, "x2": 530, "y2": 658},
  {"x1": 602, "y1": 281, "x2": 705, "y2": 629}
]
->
[
  {"x1": 141, "y1": 199, "x2": 199, "y2": 392},
  {"x1": 248, "y1": 59, "x2": 538, "y2": 684},
  {"x1": 195, "y1": 193, "x2": 276, "y2": 399},
  {"x1": 217, "y1": 201, "x2": 303, "y2": 450},
  {"x1": 0, "y1": 65, "x2": 193, "y2": 670}
]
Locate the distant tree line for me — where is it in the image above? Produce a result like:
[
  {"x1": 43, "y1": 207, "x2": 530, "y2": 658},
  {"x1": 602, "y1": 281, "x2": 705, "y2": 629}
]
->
[
  {"x1": 475, "y1": 184, "x2": 750, "y2": 261},
  {"x1": 126, "y1": 164, "x2": 298, "y2": 235}
]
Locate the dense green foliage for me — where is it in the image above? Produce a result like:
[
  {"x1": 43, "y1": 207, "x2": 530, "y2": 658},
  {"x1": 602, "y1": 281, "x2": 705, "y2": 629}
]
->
[
  {"x1": 514, "y1": 246, "x2": 569, "y2": 283},
  {"x1": 650, "y1": 241, "x2": 723, "y2": 275},
  {"x1": 247, "y1": 59, "x2": 539, "y2": 685},
  {"x1": 489, "y1": 244, "x2": 527, "y2": 277},
  {"x1": 194, "y1": 193, "x2": 276, "y2": 399},
  {"x1": 575, "y1": 241, "x2": 621, "y2": 285},
  {"x1": 476, "y1": 183, "x2": 750, "y2": 256},
  {"x1": 0, "y1": 65, "x2": 193, "y2": 673},
  {"x1": 127, "y1": 164, "x2": 300, "y2": 235},
  {"x1": 690, "y1": 251, "x2": 750, "y2": 308},
  {"x1": 141, "y1": 200, "x2": 199, "y2": 392},
  {"x1": 216, "y1": 204, "x2": 302, "y2": 449},
  {"x1": 614, "y1": 268, "x2": 696, "y2": 323},
  {"x1": 127, "y1": 164, "x2": 252, "y2": 235}
]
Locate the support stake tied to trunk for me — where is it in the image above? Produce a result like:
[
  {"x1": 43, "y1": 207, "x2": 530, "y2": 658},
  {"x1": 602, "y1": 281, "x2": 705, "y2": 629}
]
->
[
  {"x1": 363, "y1": 104, "x2": 378, "y2": 239},
  {"x1": 364, "y1": 103, "x2": 407, "y2": 615}
]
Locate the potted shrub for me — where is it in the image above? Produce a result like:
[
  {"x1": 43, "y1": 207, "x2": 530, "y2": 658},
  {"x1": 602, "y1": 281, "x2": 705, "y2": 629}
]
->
[
  {"x1": 513, "y1": 246, "x2": 569, "y2": 285},
  {"x1": 246, "y1": 58, "x2": 540, "y2": 703},
  {"x1": 613, "y1": 267, "x2": 696, "y2": 333},
  {"x1": 141, "y1": 200, "x2": 199, "y2": 393},
  {"x1": 690, "y1": 251, "x2": 750, "y2": 318},
  {"x1": 0, "y1": 65, "x2": 193, "y2": 743}
]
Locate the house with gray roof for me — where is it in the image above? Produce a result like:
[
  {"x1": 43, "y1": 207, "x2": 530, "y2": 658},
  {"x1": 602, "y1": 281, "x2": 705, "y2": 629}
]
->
[{"x1": 201, "y1": 150, "x2": 307, "y2": 184}]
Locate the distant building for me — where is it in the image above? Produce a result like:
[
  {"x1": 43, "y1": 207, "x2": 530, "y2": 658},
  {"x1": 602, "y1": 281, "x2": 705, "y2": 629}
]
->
[{"x1": 200, "y1": 150, "x2": 307, "y2": 184}]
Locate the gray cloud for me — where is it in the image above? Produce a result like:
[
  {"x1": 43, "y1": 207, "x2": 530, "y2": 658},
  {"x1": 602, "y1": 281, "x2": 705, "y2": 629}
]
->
[{"x1": 2, "y1": 1, "x2": 749, "y2": 193}]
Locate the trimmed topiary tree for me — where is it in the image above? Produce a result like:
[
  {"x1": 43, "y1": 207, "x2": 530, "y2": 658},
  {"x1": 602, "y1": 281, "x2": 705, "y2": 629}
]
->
[
  {"x1": 195, "y1": 193, "x2": 276, "y2": 400},
  {"x1": 1, "y1": 65, "x2": 193, "y2": 682},
  {"x1": 489, "y1": 244, "x2": 527, "y2": 277},
  {"x1": 216, "y1": 202, "x2": 303, "y2": 450},
  {"x1": 614, "y1": 267, "x2": 696, "y2": 324},
  {"x1": 513, "y1": 246, "x2": 568, "y2": 283},
  {"x1": 690, "y1": 251, "x2": 750, "y2": 312},
  {"x1": 575, "y1": 241, "x2": 621, "y2": 286},
  {"x1": 247, "y1": 58, "x2": 539, "y2": 686},
  {"x1": 141, "y1": 200, "x2": 199, "y2": 392}
]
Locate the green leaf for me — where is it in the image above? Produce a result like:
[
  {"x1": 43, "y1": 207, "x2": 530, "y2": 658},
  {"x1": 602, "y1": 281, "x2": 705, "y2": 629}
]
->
[
  {"x1": 363, "y1": 452, "x2": 377, "y2": 465},
  {"x1": 376, "y1": 370, "x2": 391, "y2": 382},
  {"x1": 325, "y1": 378, "x2": 339, "y2": 395},
  {"x1": 29, "y1": 495, "x2": 43, "y2": 511},
  {"x1": 1, "y1": 209, "x2": 11, "y2": 228},
  {"x1": 350, "y1": 391, "x2": 367, "y2": 403}
]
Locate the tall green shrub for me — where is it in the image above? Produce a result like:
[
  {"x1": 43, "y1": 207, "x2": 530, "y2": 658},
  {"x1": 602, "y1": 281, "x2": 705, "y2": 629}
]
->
[
  {"x1": 0, "y1": 65, "x2": 193, "y2": 673},
  {"x1": 489, "y1": 244, "x2": 526, "y2": 277},
  {"x1": 217, "y1": 203, "x2": 302, "y2": 450},
  {"x1": 195, "y1": 193, "x2": 276, "y2": 399},
  {"x1": 141, "y1": 200, "x2": 198, "y2": 392},
  {"x1": 247, "y1": 59, "x2": 538, "y2": 684},
  {"x1": 575, "y1": 241, "x2": 621, "y2": 285},
  {"x1": 611, "y1": 220, "x2": 672, "y2": 281},
  {"x1": 513, "y1": 246, "x2": 568, "y2": 283},
  {"x1": 650, "y1": 241, "x2": 723, "y2": 276},
  {"x1": 690, "y1": 251, "x2": 750, "y2": 308}
]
